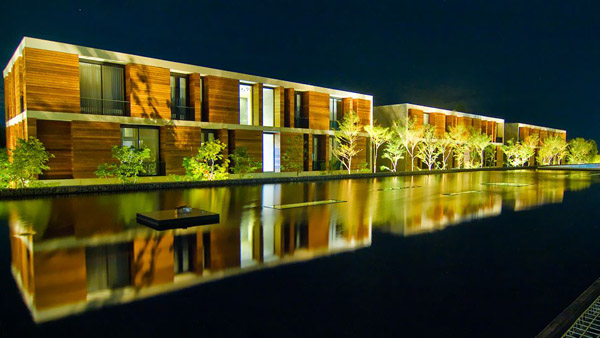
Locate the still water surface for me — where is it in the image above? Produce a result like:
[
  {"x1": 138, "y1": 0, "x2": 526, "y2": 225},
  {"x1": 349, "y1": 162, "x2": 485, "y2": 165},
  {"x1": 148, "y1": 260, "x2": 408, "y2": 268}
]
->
[{"x1": 0, "y1": 170, "x2": 599, "y2": 337}]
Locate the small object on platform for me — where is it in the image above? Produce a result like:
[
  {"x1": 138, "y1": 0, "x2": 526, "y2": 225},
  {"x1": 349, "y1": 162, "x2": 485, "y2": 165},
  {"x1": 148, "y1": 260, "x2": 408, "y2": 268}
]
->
[
  {"x1": 176, "y1": 205, "x2": 193, "y2": 214},
  {"x1": 136, "y1": 208, "x2": 219, "y2": 230}
]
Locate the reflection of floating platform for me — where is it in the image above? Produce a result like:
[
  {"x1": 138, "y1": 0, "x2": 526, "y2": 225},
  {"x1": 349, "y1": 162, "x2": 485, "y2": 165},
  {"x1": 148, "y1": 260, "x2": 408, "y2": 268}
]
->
[
  {"x1": 442, "y1": 190, "x2": 481, "y2": 196},
  {"x1": 136, "y1": 208, "x2": 219, "y2": 230},
  {"x1": 264, "y1": 199, "x2": 346, "y2": 210},
  {"x1": 481, "y1": 182, "x2": 532, "y2": 187},
  {"x1": 377, "y1": 185, "x2": 421, "y2": 191}
]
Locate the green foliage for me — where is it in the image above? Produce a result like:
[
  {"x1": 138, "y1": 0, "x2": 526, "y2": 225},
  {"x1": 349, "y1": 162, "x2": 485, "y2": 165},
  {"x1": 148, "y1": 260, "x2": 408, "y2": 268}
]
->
[
  {"x1": 448, "y1": 125, "x2": 470, "y2": 168},
  {"x1": 393, "y1": 117, "x2": 422, "y2": 171},
  {"x1": 8, "y1": 137, "x2": 54, "y2": 188},
  {"x1": 229, "y1": 146, "x2": 260, "y2": 176},
  {"x1": 537, "y1": 135, "x2": 567, "y2": 166},
  {"x1": 436, "y1": 133, "x2": 454, "y2": 170},
  {"x1": 468, "y1": 128, "x2": 493, "y2": 168},
  {"x1": 381, "y1": 136, "x2": 405, "y2": 172},
  {"x1": 567, "y1": 138, "x2": 597, "y2": 164},
  {"x1": 183, "y1": 140, "x2": 229, "y2": 181},
  {"x1": 329, "y1": 157, "x2": 342, "y2": 171},
  {"x1": 95, "y1": 145, "x2": 151, "y2": 183},
  {"x1": 364, "y1": 124, "x2": 391, "y2": 173},
  {"x1": 281, "y1": 137, "x2": 305, "y2": 172},
  {"x1": 501, "y1": 138, "x2": 535, "y2": 167},
  {"x1": 0, "y1": 149, "x2": 11, "y2": 189},
  {"x1": 332, "y1": 111, "x2": 362, "y2": 174}
]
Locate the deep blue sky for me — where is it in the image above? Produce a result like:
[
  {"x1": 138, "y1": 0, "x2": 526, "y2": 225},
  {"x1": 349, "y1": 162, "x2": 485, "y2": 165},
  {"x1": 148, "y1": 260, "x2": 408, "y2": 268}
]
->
[{"x1": 1, "y1": 0, "x2": 598, "y2": 141}]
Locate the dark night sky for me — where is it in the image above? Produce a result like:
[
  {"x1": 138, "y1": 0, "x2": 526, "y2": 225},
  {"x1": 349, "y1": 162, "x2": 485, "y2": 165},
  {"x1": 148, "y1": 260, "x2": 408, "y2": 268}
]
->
[{"x1": 1, "y1": 0, "x2": 598, "y2": 141}]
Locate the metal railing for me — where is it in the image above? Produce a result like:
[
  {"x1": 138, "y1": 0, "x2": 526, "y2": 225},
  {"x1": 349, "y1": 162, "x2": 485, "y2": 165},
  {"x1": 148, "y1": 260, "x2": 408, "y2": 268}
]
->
[
  {"x1": 81, "y1": 97, "x2": 129, "y2": 116},
  {"x1": 171, "y1": 98, "x2": 194, "y2": 121},
  {"x1": 295, "y1": 117, "x2": 309, "y2": 129},
  {"x1": 563, "y1": 294, "x2": 600, "y2": 337},
  {"x1": 330, "y1": 120, "x2": 340, "y2": 131}
]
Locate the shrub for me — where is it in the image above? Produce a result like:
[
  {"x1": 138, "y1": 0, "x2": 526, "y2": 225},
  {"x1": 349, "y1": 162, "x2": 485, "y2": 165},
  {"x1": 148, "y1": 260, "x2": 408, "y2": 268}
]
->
[
  {"x1": 183, "y1": 140, "x2": 229, "y2": 181},
  {"x1": 229, "y1": 146, "x2": 261, "y2": 176},
  {"x1": 95, "y1": 145, "x2": 151, "y2": 183}
]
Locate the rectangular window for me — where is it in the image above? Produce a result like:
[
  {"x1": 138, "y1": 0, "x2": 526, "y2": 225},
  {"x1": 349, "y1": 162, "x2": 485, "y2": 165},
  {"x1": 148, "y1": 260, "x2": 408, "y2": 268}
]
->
[
  {"x1": 423, "y1": 113, "x2": 430, "y2": 125},
  {"x1": 240, "y1": 84, "x2": 253, "y2": 125},
  {"x1": 171, "y1": 74, "x2": 192, "y2": 120},
  {"x1": 329, "y1": 97, "x2": 342, "y2": 130},
  {"x1": 201, "y1": 129, "x2": 217, "y2": 144},
  {"x1": 121, "y1": 126, "x2": 160, "y2": 176},
  {"x1": 86, "y1": 243, "x2": 131, "y2": 293},
  {"x1": 294, "y1": 92, "x2": 308, "y2": 128},
  {"x1": 80, "y1": 61, "x2": 126, "y2": 116},
  {"x1": 263, "y1": 133, "x2": 275, "y2": 172},
  {"x1": 263, "y1": 87, "x2": 274, "y2": 127}
]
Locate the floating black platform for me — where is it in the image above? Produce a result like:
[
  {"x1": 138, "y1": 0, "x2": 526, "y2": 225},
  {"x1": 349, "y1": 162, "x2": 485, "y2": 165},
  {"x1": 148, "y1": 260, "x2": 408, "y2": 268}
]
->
[{"x1": 136, "y1": 208, "x2": 219, "y2": 230}]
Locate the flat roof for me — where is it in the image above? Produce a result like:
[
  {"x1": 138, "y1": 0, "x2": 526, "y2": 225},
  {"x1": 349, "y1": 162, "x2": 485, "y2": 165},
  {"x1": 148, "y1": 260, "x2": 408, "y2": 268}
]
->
[
  {"x1": 505, "y1": 122, "x2": 566, "y2": 133},
  {"x1": 375, "y1": 103, "x2": 505, "y2": 123},
  {"x1": 3, "y1": 37, "x2": 372, "y2": 101}
]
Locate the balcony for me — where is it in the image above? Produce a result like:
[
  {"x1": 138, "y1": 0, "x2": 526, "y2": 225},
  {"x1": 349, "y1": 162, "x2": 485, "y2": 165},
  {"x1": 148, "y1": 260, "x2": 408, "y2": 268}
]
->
[
  {"x1": 81, "y1": 97, "x2": 129, "y2": 116},
  {"x1": 330, "y1": 120, "x2": 340, "y2": 131},
  {"x1": 294, "y1": 117, "x2": 309, "y2": 129},
  {"x1": 171, "y1": 98, "x2": 194, "y2": 121}
]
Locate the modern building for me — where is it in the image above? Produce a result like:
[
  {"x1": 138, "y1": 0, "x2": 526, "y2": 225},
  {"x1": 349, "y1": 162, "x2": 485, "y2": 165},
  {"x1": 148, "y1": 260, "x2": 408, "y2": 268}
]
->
[
  {"x1": 504, "y1": 123, "x2": 567, "y2": 165},
  {"x1": 374, "y1": 103, "x2": 505, "y2": 170},
  {"x1": 3, "y1": 37, "x2": 373, "y2": 179}
]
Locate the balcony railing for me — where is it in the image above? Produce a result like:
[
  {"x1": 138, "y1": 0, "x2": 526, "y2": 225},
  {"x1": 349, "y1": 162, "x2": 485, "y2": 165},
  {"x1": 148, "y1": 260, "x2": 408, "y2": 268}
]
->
[
  {"x1": 171, "y1": 98, "x2": 194, "y2": 121},
  {"x1": 81, "y1": 97, "x2": 129, "y2": 116},
  {"x1": 295, "y1": 117, "x2": 309, "y2": 129},
  {"x1": 330, "y1": 120, "x2": 340, "y2": 131}
]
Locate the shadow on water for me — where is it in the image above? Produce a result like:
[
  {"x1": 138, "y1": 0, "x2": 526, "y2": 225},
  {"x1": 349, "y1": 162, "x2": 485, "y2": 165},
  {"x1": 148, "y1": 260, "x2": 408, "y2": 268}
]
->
[{"x1": 0, "y1": 170, "x2": 599, "y2": 337}]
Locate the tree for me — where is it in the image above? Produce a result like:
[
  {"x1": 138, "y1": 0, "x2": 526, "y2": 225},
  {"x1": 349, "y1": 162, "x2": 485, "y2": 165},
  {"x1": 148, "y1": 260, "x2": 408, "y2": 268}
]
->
[
  {"x1": 332, "y1": 111, "x2": 362, "y2": 174},
  {"x1": 95, "y1": 145, "x2": 151, "y2": 183},
  {"x1": 364, "y1": 124, "x2": 391, "y2": 173},
  {"x1": 0, "y1": 149, "x2": 11, "y2": 189},
  {"x1": 538, "y1": 135, "x2": 567, "y2": 166},
  {"x1": 280, "y1": 137, "x2": 305, "y2": 173},
  {"x1": 183, "y1": 140, "x2": 229, "y2": 181},
  {"x1": 393, "y1": 117, "x2": 422, "y2": 171},
  {"x1": 436, "y1": 133, "x2": 454, "y2": 170},
  {"x1": 469, "y1": 129, "x2": 493, "y2": 168},
  {"x1": 229, "y1": 146, "x2": 261, "y2": 176},
  {"x1": 501, "y1": 140, "x2": 523, "y2": 167},
  {"x1": 381, "y1": 136, "x2": 405, "y2": 172},
  {"x1": 567, "y1": 138, "x2": 596, "y2": 164},
  {"x1": 416, "y1": 124, "x2": 440, "y2": 170},
  {"x1": 522, "y1": 134, "x2": 539, "y2": 166},
  {"x1": 448, "y1": 125, "x2": 470, "y2": 168},
  {"x1": 9, "y1": 137, "x2": 54, "y2": 188}
]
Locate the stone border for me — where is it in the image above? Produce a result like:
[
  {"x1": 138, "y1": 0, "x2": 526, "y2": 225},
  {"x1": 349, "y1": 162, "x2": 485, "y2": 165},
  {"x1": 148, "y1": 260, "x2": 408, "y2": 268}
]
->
[{"x1": 0, "y1": 166, "x2": 539, "y2": 200}]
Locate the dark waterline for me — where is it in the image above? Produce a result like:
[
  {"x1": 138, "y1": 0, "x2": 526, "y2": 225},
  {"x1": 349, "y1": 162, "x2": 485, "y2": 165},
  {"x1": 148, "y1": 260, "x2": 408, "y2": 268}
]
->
[{"x1": 0, "y1": 170, "x2": 599, "y2": 337}]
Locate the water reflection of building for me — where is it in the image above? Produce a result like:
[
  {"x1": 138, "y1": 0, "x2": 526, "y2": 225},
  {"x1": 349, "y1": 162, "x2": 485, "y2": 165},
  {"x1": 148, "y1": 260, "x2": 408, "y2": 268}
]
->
[{"x1": 8, "y1": 190, "x2": 371, "y2": 323}]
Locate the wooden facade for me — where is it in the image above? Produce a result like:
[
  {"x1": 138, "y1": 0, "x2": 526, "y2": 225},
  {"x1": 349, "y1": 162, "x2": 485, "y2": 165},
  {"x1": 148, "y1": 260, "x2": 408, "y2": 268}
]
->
[{"x1": 3, "y1": 42, "x2": 374, "y2": 179}]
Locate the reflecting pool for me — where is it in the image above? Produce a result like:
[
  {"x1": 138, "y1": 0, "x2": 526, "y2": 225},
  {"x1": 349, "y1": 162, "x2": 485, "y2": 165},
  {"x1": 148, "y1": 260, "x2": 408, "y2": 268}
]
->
[{"x1": 0, "y1": 170, "x2": 599, "y2": 337}]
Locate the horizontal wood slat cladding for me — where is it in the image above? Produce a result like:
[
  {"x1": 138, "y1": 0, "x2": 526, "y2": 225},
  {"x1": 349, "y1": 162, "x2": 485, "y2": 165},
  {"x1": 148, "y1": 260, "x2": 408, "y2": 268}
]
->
[
  {"x1": 160, "y1": 125, "x2": 202, "y2": 175},
  {"x1": 304, "y1": 91, "x2": 329, "y2": 130},
  {"x1": 72, "y1": 121, "x2": 121, "y2": 178},
  {"x1": 23, "y1": 48, "x2": 80, "y2": 113},
  {"x1": 274, "y1": 86, "x2": 284, "y2": 128},
  {"x1": 432, "y1": 113, "x2": 446, "y2": 136},
  {"x1": 133, "y1": 234, "x2": 174, "y2": 287},
  {"x1": 352, "y1": 136, "x2": 368, "y2": 170},
  {"x1": 5, "y1": 57, "x2": 25, "y2": 120},
  {"x1": 33, "y1": 248, "x2": 86, "y2": 310},
  {"x1": 203, "y1": 75, "x2": 239, "y2": 124},
  {"x1": 342, "y1": 97, "x2": 354, "y2": 118},
  {"x1": 209, "y1": 228, "x2": 241, "y2": 271},
  {"x1": 188, "y1": 73, "x2": 202, "y2": 122},
  {"x1": 233, "y1": 130, "x2": 263, "y2": 172},
  {"x1": 252, "y1": 83, "x2": 263, "y2": 126},
  {"x1": 280, "y1": 133, "x2": 303, "y2": 172},
  {"x1": 408, "y1": 109, "x2": 424, "y2": 126},
  {"x1": 354, "y1": 98, "x2": 371, "y2": 127},
  {"x1": 473, "y1": 118, "x2": 482, "y2": 132},
  {"x1": 125, "y1": 64, "x2": 171, "y2": 120},
  {"x1": 37, "y1": 120, "x2": 73, "y2": 179},
  {"x1": 284, "y1": 88, "x2": 294, "y2": 127},
  {"x1": 217, "y1": 129, "x2": 230, "y2": 159}
]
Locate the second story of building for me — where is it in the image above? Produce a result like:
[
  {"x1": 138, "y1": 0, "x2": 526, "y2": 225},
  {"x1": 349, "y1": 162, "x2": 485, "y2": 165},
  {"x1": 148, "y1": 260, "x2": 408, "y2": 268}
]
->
[
  {"x1": 3, "y1": 37, "x2": 373, "y2": 133},
  {"x1": 374, "y1": 103, "x2": 506, "y2": 144},
  {"x1": 504, "y1": 123, "x2": 567, "y2": 145}
]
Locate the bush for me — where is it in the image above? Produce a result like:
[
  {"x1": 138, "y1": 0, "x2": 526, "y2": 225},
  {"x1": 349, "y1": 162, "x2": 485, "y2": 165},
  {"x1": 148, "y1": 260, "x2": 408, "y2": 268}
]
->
[
  {"x1": 4, "y1": 137, "x2": 54, "y2": 188},
  {"x1": 95, "y1": 145, "x2": 151, "y2": 183},
  {"x1": 183, "y1": 140, "x2": 229, "y2": 181},
  {"x1": 229, "y1": 146, "x2": 260, "y2": 176}
]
